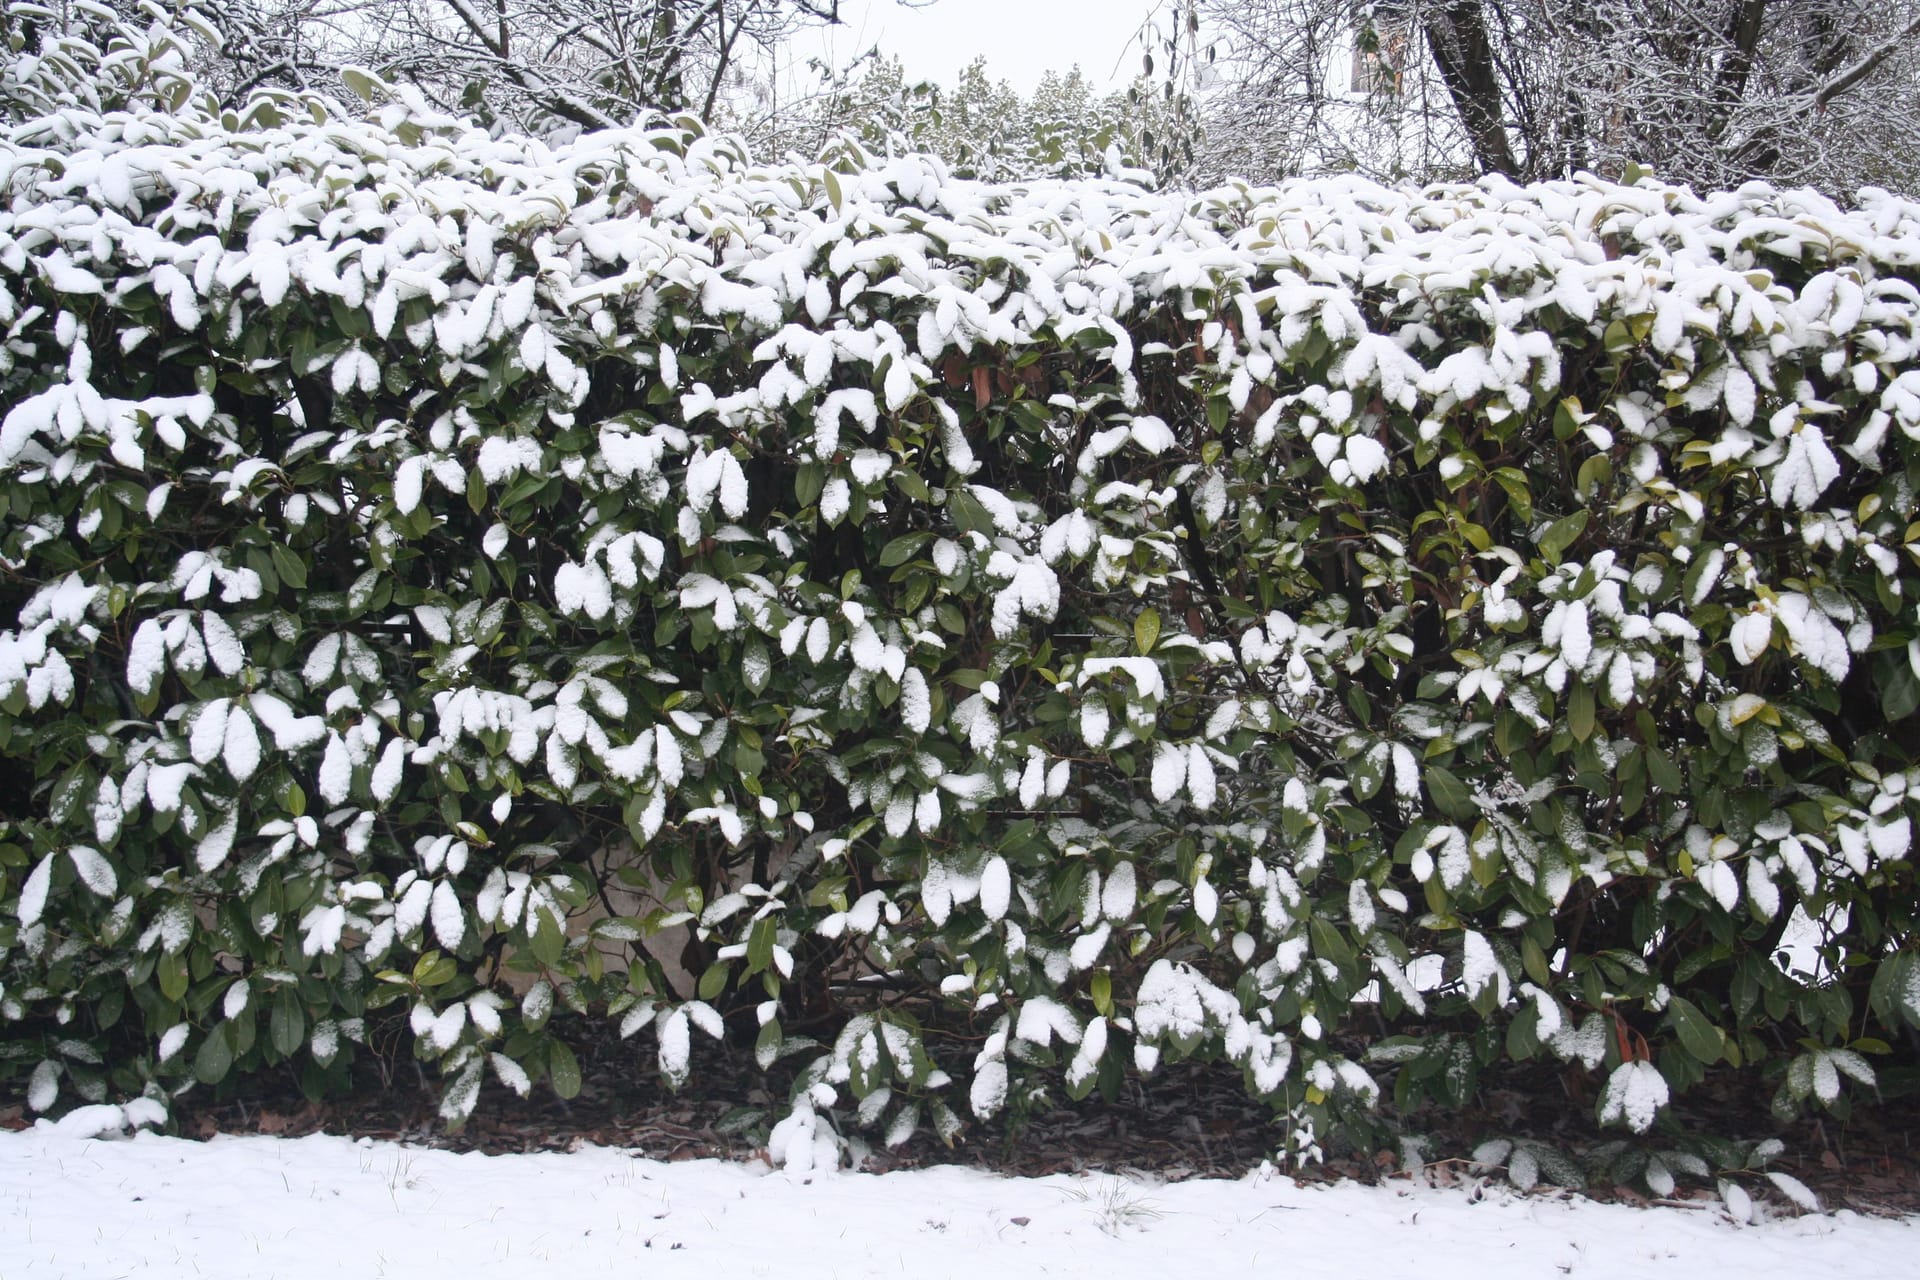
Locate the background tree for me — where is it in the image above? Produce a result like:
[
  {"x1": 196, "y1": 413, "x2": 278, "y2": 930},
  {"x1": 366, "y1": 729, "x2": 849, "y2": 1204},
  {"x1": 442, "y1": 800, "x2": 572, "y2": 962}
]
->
[
  {"x1": 1174, "y1": 0, "x2": 1462, "y2": 183},
  {"x1": 1179, "y1": 0, "x2": 1920, "y2": 194},
  {"x1": 1, "y1": 0, "x2": 886, "y2": 134},
  {"x1": 359, "y1": 0, "x2": 856, "y2": 133},
  {"x1": 772, "y1": 54, "x2": 1180, "y2": 182}
]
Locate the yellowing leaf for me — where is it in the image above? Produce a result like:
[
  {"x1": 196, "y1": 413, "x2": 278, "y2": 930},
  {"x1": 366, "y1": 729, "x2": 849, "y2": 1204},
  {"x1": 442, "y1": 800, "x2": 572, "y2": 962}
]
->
[{"x1": 1134, "y1": 608, "x2": 1161, "y2": 655}]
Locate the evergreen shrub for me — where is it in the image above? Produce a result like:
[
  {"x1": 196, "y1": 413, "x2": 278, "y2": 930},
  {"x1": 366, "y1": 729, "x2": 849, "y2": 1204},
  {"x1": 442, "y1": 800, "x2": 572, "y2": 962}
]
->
[{"x1": 3, "y1": 67, "x2": 1919, "y2": 1165}]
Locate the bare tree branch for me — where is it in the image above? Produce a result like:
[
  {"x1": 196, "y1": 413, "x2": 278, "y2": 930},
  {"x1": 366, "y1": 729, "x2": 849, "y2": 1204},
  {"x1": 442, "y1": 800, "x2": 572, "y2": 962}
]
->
[{"x1": 1809, "y1": 10, "x2": 1920, "y2": 111}]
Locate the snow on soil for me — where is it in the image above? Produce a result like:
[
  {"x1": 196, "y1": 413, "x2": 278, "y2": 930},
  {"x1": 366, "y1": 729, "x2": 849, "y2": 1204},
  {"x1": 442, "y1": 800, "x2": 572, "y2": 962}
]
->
[{"x1": 1, "y1": 1127, "x2": 1912, "y2": 1279}]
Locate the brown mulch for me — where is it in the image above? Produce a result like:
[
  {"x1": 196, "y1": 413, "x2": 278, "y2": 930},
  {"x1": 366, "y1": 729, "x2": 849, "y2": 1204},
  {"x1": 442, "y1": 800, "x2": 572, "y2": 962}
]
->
[{"x1": 125, "y1": 1019, "x2": 1920, "y2": 1219}]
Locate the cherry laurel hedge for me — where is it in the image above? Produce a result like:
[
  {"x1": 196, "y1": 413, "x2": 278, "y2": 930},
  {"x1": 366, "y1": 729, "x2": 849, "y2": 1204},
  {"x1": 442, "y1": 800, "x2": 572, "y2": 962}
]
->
[{"x1": 3, "y1": 91, "x2": 1919, "y2": 1164}]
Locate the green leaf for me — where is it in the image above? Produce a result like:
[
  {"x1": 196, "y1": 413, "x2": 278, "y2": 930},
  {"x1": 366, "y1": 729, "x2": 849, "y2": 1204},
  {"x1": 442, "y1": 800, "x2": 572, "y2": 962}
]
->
[
  {"x1": 1134, "y1": 608, "x2": 1161, "y2": 655},
  {"x1": 1308, "y1": 916, "x2": 1353, "y2": 968},
  {"x1": 1576, "y1": 454, "x2": 1612, "y2": 501},
  {"x1": 1507, "y1": 1002, "x2": 1541, "y2": 1060},
  {"x1": 269, "y1": 542, "x2": 308, "y2": 590},
  {"x1": 415, "y1": 952, "x2": 459, "y2": 988},
  {"x1": 893, "y1": 468, "x2": 931, "y2": 503},
  {"x1": 341, "y1": 66, "x2": 384, "y2": 103},
  {"x1": 755, "y1": 1019, "x2": 783, "y2": 1070},
  {"x1": 746, "y1": 917, "x2": 776, "y2": 977},
  {"x1": 1646, "y1": 747, "x2": 1684, "y2": 793},
  {"x1": 1521, "y1": 935, "x2": 1552, "y2": 988},
  {"x1": 157, "y1": 950, "x2": 190, "y2": 1003},
  {"x1": 1880, "y1": 660, "x2": 1920, "y2": 722},
  {"x1": 1553, "y1": 398, "x2": 1584, "y2": 439},
  {"x1": 1424, "y1": 764, "x2": 1475, "y2": 821},
  {"x1": 1349, "y1": 749, "x2": 1385, "y2": 801},
  {"x1": 1568, "y1": 683, "x2": 1596, "y2": 742},
  {"x1": 271, "y1": 988, "x2": 305, "y2": 1058},
  {"x1": 1535, "y1": 510, "x2": 1589, "y2": 565},
  {"x1": 742, "y1": 636, "x2": 771, "y2": 695},
  {"x1": 194, "y1": 1024, "x2": 234, "y2": 1085},
  {"x1": 795, "y1": 462, "x2": 825, "y2": 508},
  {"x1": 947, "y1": 487, "x2": 995, "y2": 537},
  {"x1": 529, "y1": 911, "x2": 564, "y2": 966},
  {"x1": 1491, "y1": 468, "x2": 1533, "y2": 524},
  {"x1": 548, "y1": 1040, "x2": 582, "y2": 1099},
  {"x1": 1667, "y1": 995, "x2": 1723, "y2": 1065},
  {"x1": 1869, "y1": 953, "x2": 1916, "y2": 1028},
  {"x1": 879, "y1": 532, "x2": 930, "y2": 567}
]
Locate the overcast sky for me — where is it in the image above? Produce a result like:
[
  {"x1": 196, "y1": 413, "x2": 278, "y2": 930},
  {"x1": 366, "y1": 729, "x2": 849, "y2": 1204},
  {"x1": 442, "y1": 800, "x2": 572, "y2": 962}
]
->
[{"x1": 796, "y1": 0, "x2": 1166, "y2": 96}]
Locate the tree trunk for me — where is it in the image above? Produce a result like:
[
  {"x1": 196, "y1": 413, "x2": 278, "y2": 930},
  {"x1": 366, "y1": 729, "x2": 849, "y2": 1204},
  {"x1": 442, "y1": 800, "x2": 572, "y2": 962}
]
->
[
  {"x1": 1421, "y1": 0, "x2": 1520, "y2": 176},
  {"x1": 1707, "y1": 0, "x2": 1769, "y2": 141}
]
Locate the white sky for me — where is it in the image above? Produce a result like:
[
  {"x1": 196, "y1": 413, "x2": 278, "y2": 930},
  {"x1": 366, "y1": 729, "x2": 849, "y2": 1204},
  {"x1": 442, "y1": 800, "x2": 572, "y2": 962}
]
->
[{"x1": 798, "y1": 0, "x2": 1166, "y2": 97}]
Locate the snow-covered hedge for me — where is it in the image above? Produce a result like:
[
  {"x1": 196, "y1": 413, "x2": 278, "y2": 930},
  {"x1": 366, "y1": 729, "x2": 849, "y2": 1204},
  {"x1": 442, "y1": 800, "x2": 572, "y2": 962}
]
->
[{"x1": 3, "y1": 82, "x2": 1919, "y2": 1158}]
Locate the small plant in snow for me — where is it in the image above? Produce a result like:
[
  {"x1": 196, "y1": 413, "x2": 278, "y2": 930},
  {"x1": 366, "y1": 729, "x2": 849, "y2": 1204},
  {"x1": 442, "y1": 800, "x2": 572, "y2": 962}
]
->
[{"x1": 1059, "y1": 1176, "x2": 1163, "y2": 1236}]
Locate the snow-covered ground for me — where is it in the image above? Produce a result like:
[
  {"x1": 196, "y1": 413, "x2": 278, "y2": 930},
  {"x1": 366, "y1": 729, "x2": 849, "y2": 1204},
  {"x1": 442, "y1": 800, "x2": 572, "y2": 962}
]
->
[{"x1": 1, "y1": 1123, "x2": 1913, "y2": 1279}]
